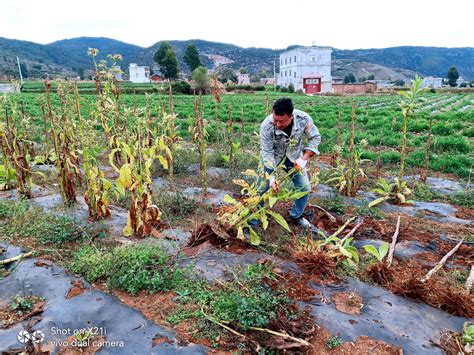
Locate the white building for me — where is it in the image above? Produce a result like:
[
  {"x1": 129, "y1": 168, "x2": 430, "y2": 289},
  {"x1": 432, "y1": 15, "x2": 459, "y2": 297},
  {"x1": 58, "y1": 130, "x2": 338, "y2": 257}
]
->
[
  {"x1": 237, "y1": 73, "x2": 250, "y2": 85},
  {"x1": 277, "y1": 46, "x2": 332, "y2": 94},
  {"x1": 456, "y1": 77, "x2": 466, "y2": 86},
  {"x1": 129, "y1": 63, "x2": 150, "y2": 83},
  {"x1": 421, "y1": 77, "x2": 443, "y2": 88}
]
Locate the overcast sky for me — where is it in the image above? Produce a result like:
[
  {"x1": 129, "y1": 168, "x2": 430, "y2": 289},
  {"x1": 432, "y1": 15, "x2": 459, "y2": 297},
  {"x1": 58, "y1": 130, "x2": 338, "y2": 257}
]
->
[{"x1": 1, "y1": 0, "x2": 473, "y2": 49}]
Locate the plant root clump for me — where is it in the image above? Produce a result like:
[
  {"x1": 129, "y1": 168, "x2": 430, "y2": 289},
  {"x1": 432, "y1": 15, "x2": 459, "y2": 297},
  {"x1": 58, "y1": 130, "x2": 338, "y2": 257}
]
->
[
  {"x1": 239, "y1": 305, "x2": 316, "y2": 352},
  {"x1": 268, "y1": 272, "x2": 321, "y2": 302},
  {"x1": 188, "y1": 222, "x2": 249, "y2": 254},
  {"x1": 365, "y1": 262, "x2": 394, "y2": 286},
  {"x1": 293, "y1": 250, "x2": 340, "y2": 284},
  {"x1": 366, "y1": 260, "x2": 474, "y2": 317}
]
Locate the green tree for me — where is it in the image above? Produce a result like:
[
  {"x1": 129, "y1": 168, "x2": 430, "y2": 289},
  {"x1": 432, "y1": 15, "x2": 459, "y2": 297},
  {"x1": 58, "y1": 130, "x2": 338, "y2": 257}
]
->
[
  {"x1": 344, "y1": 73, "x2": 356, "y2": 83},
  {"x1": 393, "y1": 79, "x2": 405, "y2": 86},
  {"x1": 78, "y1": 67, "x2": 85, "y2": 80},
  {"x1": 367, "y1": 74, "x2": 375, "y2": 80},
  {"x1": 192, "y1": 66, "x2": 209, "y2": 93},
  {"x1": 239, "y1": 67, "x2": 248, "y2": 74},
  {"x1": 447, "y1": 66, "x2": 459, "y2": 87},
  {"x1": 154, "y1": 42, "x2": 180, "y2": 80},
  {"x1": 217, "y1": 67, "x2": 237, "y2": 83},
  {"x1": 183, "y1": 44, "x2": 202, "y2": 72}
]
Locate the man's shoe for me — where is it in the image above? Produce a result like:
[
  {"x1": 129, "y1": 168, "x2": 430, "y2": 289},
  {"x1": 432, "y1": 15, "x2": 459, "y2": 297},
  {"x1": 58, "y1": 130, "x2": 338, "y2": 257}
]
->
[
  {"x1": 291, "y1": 216, "x2": 328, "y2": 239},
  {"x1": 290, "y1": 216, "x2": 313, "y2": 229}
]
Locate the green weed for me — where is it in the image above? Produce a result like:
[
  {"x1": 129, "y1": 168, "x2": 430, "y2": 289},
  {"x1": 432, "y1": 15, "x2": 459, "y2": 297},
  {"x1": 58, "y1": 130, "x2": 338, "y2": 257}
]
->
[
  {"x1": 326, "y1": 336, "x2": 343, "y2": 349},
  {"x1": 70, "y1": 244, "x2": 186, "y2": 294},
  {"x1": 1, "y1": 201, "x2": 84, "y2": 245}
]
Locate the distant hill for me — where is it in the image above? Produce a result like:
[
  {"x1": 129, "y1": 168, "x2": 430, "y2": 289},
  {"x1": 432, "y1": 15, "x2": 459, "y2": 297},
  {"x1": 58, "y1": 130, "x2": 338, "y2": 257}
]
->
[
  {"x1": 333, "y1": 46, "x2": 474, "y2": 80},
  {"x1": 0, "y1": 36, "x2": 472, "y2": 81}
]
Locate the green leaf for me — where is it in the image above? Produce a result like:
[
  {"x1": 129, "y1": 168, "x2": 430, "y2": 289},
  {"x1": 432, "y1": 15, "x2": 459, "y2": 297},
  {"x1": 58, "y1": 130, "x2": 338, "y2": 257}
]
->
[
  {"x1": 261, "y1": 213, "x2": 269, "y2": 230},
  {"x1": 368, "y1": 196, "x2": 389, "y2": 208},
  {"x1": 242, "y1": 169, "x2": 257, "y2": 177},
  {"x1": 248, "y1": 227, "x2": 261, "y2": 245},
  {"x1": 269, "y1": 196, "x2": 277, "y2": 208},
  {"x1": 396, "y1": 193, "x2": 405, "y2": 203},
  {"x1": 223, "y1": 194, "x2": 237, "y2": 205},
  {"x1": 266, "y1": 210, "x2": 290, "y2": 232},
  {"x1": 289, "y1": 191, "x2": 310, "y2": 200},
  {"x1": 346, "y1": 247, "x2": 360, "y2": 264},
  {"x1": 102, "y1": 178, "x2": 112, "y2": 190},
  {"x1": 116, "y1": 180, "x2": 125, "y2": 196},
  {"x1": 123, "y1": 225, "x2": 133, "y2": 237},
  {"x1": 363, "y1": 245, "x2": 381, "y2": 261},
  {"x1": 338, "y1": 245, "x2": 353, "y2": 259},
  {"x1": 118, "y1": 164, "x2": 132, "y2": 189},
  {"x1": 158, "y1": 155, "x2": 168, "y2": 170},
  {"x1": 379, "y1": 242, "x2": 389, "y2": 261}
]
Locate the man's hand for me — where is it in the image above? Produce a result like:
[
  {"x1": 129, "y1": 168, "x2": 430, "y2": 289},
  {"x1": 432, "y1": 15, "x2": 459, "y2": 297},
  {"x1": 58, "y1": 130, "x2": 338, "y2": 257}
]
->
[
  {"x1": 295, "y1": 158, "x2": 308, "y2": 171},
  {"x1": 269, "y1": 176, "x2": 279, "y2": 192}
]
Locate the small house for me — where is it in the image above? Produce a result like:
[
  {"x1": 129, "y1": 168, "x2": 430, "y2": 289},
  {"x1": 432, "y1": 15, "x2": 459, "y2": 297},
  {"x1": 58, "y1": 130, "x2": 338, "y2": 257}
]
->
[
  {"x1": 237, "y1": 73, "x2": 250, "y2": 85},
  {"x1": 129, "y1": 63, "x2": 150, "y2": 83}
]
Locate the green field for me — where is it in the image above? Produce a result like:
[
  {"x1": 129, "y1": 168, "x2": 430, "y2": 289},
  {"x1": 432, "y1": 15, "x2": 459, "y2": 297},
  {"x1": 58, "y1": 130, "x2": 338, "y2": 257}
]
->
[{"x1": 7, "y1": 89, "x2": 474, "y2": 178}]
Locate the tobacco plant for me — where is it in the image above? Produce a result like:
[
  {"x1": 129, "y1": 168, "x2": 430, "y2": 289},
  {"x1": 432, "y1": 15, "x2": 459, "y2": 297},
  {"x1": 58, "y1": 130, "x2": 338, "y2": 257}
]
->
[
  {"x1": 326, "y1": 104, "x2": 369, "y2": 197},
  {"x1": 212, "y1": 79, "x2": 221, "y2": 144},
  {"x1": 0, "y1": 161, "x2": 16, "y2": 191},
  {"x1": 160, "y1": 109, "x2": 180, "y2": 191},
  {"x1": 368, "y1": 177, "x2": 413, "y2": 207},
  {"x1": 74, "y1": 83, "x2": 111, "y2": 219},
  {"x1": 88, "y1": 48, "x2": 124, "y2": 139},
  {"x1": 420, "y1": 113, "x2": 434, "y2": 183},
  {"x1": 295, "y1": 216, "x2": 359, "y2": 266},
  {"x1": 369, "y1": 77, "x2": 424, "y2": 207},
  {"x1": 363, "y1": 242, "x2": 389, "y2": 263},
  {"x1": 0, "y1": 94, "x2": 34, "y2": 197},
  {"x1": 222, "y1": 102, "x2": 239, "y2": 171},
  {"x1": 88, "y1": 48, "x2": 128, "y2": 171},
  {"x1": 110, "y1": 112, "x2": 171, "y2": 237},
  {"x1": 189, "y1": 94, "x2": 208, "y2": 194},
  {"x1": 45, "y1": 80, "x2": 82, "y2": 205},
  {"x1": 219, "y1": 164, "x2": 309, "y2": 245}
]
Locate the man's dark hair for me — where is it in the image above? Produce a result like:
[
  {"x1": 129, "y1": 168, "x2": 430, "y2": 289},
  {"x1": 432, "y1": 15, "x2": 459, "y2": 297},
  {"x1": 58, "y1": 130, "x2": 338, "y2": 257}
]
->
[{"x1": 273, "y1": 98, "x2": 293, "y2": 116}]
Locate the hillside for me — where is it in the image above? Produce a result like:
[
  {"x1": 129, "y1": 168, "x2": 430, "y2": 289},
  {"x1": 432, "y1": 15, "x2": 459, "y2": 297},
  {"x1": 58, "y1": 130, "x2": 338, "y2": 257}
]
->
[{"x1": 0, "y1": 36, "x2": 472, "y2": 81}]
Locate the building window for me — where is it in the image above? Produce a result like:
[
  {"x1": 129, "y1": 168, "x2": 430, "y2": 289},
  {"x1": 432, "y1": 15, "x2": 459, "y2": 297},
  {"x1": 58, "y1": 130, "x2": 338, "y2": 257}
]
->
[
  {"x1": 280, "y1": 58, "x2": 282, "y2": 66},
  {"x1": 294, "y1": 72, "x2": 296, "y2": 78},
  {"x1": 285, "y1": 58, "x2": 287, "y2": 65},
  {"x1": 289, "y1": 70, "x2": 291, "y2": 76},
  {"x1": 289, "y1": 57, "x2": 291, "y2": 64},
  {"x1": 285, "y1": 70, "x2": 287, "y2": 77},
  {"x1": 294, "y1": 55, "x2": 296, "y2": 62},
  {"x1": 311, "y1": 56, "x2": 315, "y2": 62}
]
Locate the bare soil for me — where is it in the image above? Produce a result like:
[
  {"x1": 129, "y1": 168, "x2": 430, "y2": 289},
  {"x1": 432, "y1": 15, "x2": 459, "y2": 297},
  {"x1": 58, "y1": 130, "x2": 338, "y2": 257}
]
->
[
  {"x1": 310, "y1": 328, "x2": 403, "y2": 354},
  {"x1": 66, "y1": 280, "x2": 89, "y2": 299},
  {"x1": 0, "y1": 296, "x2": 45, "y2": 329},
  {"x1": 331, "y1": 291, "x2": 364, "y2": 316}
]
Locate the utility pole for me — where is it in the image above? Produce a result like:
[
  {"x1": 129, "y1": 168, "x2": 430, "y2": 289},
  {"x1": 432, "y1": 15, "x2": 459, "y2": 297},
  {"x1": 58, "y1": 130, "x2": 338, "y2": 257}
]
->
[
  {"x1": 273, "y1": 59, "x2": 276, "y2": 91},
  {"x1": 16, "y1": 56, "x2": 24, "y2": 86}
]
